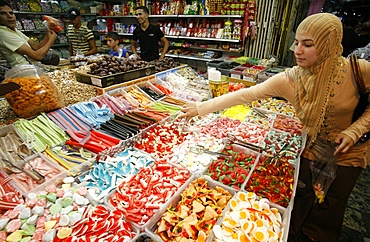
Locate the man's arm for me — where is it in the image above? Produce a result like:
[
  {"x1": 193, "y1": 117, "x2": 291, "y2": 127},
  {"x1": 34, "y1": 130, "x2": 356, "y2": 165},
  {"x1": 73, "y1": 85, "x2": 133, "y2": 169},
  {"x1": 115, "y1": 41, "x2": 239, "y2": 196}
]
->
[
  {"x1": 131, "y1": 39, "x2": 138, "y2": 56},
  {"x1": 159, "y1": 36, "x2": 169, "y2": 60},
  {"x1": 83, "y1": 38, "x2": 97, "y2": 56},
  {"x1": 28, "y1": 31, "x2": 51, "y2": 50},
  {"x1": 18, "y1": 31, "x2": 57, "y2": 61}
]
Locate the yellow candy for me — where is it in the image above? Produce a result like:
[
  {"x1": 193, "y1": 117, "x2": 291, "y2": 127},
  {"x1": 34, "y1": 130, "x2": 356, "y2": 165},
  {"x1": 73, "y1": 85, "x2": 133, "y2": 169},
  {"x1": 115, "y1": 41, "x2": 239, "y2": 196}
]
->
[
  {"x1": 57, "y1": 227, "x2": 73, "y2": 239},
  {"x1": 44, "y1": 221, "x2": 57, "y2": 231},
  {"x1": 222, "y1": 105, "x2": 251, "y2": 121},
  {"x1": 6, "y1": 230, "x2": 23, "y2": 242}
]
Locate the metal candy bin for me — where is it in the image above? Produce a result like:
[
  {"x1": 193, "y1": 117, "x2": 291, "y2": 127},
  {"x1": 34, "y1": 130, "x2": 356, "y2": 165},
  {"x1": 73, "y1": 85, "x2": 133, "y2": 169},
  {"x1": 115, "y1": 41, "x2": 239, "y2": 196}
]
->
[
  {"x1": 145, "y1": 175, "x2": 236, "y2": 242},
  {"x1": 207, "y1": 191, "x2": 291, "y2": 242},
  {"x1": 104, "y1": 164, "x2": 194, "y2": 232}
]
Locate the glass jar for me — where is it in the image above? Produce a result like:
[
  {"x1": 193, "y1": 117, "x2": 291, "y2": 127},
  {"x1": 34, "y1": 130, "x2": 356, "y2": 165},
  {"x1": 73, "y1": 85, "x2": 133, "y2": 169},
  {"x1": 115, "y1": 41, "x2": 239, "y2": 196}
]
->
[{"x1": 3, "y1": 65, "x2": 64, "y2": 118}]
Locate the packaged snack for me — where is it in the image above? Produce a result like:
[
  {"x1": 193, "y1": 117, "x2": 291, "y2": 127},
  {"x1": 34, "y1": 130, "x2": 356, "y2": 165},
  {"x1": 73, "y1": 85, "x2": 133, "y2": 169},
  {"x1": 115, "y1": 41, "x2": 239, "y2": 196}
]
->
[
  {"x1": 3, "y1": 65, "x2": 64, "y2": 118},
  {"x1": 43, "y1": 15, "x2": 64, "y2": 32}
]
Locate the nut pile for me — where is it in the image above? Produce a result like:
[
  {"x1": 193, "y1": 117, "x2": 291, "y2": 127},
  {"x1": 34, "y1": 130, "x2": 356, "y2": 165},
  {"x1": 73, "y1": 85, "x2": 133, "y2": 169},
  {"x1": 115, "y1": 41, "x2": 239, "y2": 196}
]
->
[
  {"x1": 88, "y1": 56, "x2": 151, "y2": 76},
  {"x1": 0, "y1": 99, "x2": 18, "y2": 126},
  {"x1": 47, "y1": 69, "x2": 98, "y2": 106}
]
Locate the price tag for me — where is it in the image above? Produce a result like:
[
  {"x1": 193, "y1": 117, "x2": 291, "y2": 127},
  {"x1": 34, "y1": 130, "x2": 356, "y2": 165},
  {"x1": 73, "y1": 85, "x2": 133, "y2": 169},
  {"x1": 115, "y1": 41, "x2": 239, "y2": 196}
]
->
[{"x1": 91, "y1": 77, "x2": 102, "y2": 87}]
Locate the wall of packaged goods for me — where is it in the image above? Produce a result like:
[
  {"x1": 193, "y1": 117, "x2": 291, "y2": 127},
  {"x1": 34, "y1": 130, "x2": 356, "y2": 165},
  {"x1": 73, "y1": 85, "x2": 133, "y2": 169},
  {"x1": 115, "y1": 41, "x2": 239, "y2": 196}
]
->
[{"x1": 0, "y1": 58, "x2": 304, "y2": 241}]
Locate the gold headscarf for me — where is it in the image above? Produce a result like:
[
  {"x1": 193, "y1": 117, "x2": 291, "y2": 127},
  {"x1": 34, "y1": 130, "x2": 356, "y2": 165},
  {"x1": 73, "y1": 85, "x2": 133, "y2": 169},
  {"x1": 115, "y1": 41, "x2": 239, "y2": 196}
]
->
[{"x1": 286, "y1": 13, "x2": 346, "y2": 144}]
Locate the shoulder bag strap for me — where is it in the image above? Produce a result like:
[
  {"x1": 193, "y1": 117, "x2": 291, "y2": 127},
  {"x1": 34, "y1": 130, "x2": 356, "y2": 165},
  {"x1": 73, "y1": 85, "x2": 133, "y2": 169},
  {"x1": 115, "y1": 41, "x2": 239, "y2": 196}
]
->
[{"x1": 350, "y1": 55, "x2": 366, "y2": 94}]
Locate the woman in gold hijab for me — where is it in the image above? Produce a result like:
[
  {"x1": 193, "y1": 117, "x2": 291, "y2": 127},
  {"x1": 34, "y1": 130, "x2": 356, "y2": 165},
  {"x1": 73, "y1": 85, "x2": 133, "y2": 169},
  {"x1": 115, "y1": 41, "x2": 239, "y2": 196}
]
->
[{"x1": 180, "y1": 13, "x2": 370, "y2": 241}]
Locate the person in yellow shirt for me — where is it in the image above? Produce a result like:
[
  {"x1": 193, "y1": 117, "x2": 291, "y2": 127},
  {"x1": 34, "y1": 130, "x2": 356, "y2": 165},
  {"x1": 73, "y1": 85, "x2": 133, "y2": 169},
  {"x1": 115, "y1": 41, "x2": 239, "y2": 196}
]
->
[{"x1": 0, "y1": 0, "x2": 57, "y2": 68}]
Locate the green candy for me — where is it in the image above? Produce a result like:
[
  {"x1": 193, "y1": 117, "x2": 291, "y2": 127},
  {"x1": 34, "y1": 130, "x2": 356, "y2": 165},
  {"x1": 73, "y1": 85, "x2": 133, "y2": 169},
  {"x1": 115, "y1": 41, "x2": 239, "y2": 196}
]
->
[
  {"x1": 50, "y1": 204, "x2": 62, "y2": 215},
  {"x1": 46, "y1": 193, "x2": 57, "y2": 203},
  {"x1": 20, "y1": 237, "x2": 32, "y2": 242},
  {"x1": 22, "y1": 225, "x2": 36, "y2": 236},
  {"x1": 62, "y1": 197, "x2": 73, "y2": 208}
]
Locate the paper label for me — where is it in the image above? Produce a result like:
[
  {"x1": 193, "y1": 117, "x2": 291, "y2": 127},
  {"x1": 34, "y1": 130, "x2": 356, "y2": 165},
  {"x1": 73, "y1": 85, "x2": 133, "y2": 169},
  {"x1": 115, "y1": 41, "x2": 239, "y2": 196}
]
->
[{"x1": 91, "y1": 77, "x2": 102, "y2": 87}]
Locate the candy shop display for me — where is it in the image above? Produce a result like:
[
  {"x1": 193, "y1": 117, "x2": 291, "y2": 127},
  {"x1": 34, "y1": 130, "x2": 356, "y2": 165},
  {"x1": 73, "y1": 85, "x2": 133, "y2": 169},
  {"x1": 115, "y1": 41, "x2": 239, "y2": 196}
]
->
[
  {"x1": 134, "y1": 121, "x2": 190, "y2": 159},
  {"x1": 17, "y1": 0, "x2": 29, "y2": 12},
  {"x1": 245, "y1": 155, "x2": 296, "y2": 208},
  {"x1": 3, "y1": 154, "x2": 63, "y2": 196},
  {"x1": 169, "y1": 133, "x2": 224, "y2": 173},
  {"x1": 222, "y1": 104, "x2": 251, "y2": 121},
  {"x1": 251, "y1": 98, "x2": 297, "y2": 117},
  {"x1": 233, "y1": 122, "x2": 269, "y2": 147},
  {"x1": 78, "y1": 148, "x2": 155, "y2": 203},
  {"x1": 205, "y1": 144, "x2": 259, "y2": 190},
  {"x1": 200, "y1": 117, "x2": 242, "y2": 139},
  {"x1": 20, "y1": 18, "x2": 35, "y2": 30},
  {"x1": 27, "y1": 0, "x2": 42, "y2": 12},
  {"x1": 0, "y1": 62, "x2": 304, "y2": 240},
  {"x1": 209, "y1": 191, "x2": 285, "y2": 242},
  {"x1": 0, "y1": 172, "x2": 24, "y2": 214},
  {"x1": 109, "y1": 160, "x2": 191, "y2": 228},
  {"x1": 272, "y1": 114, "x2": 304, "y2": 136},
  {"x1": 40, "y1": 1, "x2": 53, "y2": 13},
  {"x1": 152, "y1": 177, "x2": 233, "y2": 241}
]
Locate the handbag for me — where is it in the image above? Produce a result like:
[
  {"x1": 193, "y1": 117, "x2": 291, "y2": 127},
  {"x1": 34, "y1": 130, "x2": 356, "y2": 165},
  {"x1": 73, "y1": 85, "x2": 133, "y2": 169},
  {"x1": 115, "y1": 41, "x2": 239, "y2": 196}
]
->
[{"x1": 350, "y1": 54, "x2": 370, "y2": 143}]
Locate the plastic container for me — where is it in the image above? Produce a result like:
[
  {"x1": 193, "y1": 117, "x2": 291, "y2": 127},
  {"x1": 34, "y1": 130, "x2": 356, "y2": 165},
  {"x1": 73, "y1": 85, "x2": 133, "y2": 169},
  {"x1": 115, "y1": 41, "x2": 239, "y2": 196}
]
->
[
  {"x1": 3, "y1": 65, "x2": 64, "y2": 118},
  {"x1": 230, "y1": 66, "x2": 247, "y2": 79},
  {"x1": 146, "y1": 175, "x2": 236, "y2": 241},
  {"x1": 209, "y1": 79, "x2": 229, "y2": 98}
]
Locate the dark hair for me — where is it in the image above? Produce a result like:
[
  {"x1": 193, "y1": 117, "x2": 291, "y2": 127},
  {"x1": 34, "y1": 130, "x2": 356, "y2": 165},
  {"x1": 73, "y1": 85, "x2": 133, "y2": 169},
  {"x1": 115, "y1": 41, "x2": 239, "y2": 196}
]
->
[
  {"x1": 0, "y1": 0, "x2": 11, "y2": 8},
  {"x1": 136, "y1": 6, "x2": 149, "y2": 14},
  {"x1": 106, "y1": 32, "x2": 120, "y2": 41}
]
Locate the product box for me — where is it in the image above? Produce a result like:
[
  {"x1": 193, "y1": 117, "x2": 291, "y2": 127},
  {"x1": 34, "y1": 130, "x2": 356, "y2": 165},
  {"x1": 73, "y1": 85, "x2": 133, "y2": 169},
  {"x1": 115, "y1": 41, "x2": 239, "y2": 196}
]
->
[{"x1": 74, "y1": 66, "x2": 156, "y2": 88}]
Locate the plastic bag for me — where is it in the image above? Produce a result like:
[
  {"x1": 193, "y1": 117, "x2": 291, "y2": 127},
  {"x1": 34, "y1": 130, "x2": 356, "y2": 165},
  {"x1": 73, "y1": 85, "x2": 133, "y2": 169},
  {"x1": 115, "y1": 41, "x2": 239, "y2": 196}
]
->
[
  {"x1": 309, "y1": 140, "x2": 338, "y2": 204},
  {"x1": 3, "y1": 65, "x2": 64, "y2": 118},
  {"x1": 43, "y1": 15, "x2": 64, "y2": 32}
]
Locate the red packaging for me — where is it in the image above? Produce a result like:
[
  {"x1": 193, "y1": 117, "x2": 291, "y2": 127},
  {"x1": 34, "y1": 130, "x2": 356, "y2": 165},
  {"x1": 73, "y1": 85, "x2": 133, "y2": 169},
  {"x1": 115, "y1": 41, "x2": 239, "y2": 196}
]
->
[{"x1": 42, "y1": 15, "x2": 63, "y2": 32}]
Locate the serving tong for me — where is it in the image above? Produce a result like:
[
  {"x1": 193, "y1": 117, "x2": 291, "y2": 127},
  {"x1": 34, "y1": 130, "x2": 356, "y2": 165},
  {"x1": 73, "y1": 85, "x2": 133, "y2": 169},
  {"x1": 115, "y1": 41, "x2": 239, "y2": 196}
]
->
[
  {"x1": 252, "y1": 108, "x2": 269, "y2": 119},
  {"x1": 189, "y1": 145, "x2": 233, "y2": 159},
  {"x1": 226, "y1": 134, "x2": 264, "y2": 153},
  {"x1": 1, "y1": 155, "x2": 45, "y2": 183},
  {"x1": 265, "y1": 143, "x2": 290, "y2": 166}
]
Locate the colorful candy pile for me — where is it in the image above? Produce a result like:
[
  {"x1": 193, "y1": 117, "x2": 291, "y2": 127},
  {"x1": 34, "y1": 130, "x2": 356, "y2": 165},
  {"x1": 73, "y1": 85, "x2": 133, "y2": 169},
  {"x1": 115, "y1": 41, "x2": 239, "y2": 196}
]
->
[
  {"x1": 170, "y1": 133, "x2": 224, "y2": 173},
  {"x1": 109, "y1": 160, "x2": 191, "y2": 226},
  {"x1": 0, "y1": 177, "x2": 91, "y2": 241},
  {"x1": 200, "y1": 117, "x2": 242, "y2": 139},
  {"x1": 272, "y1": 114, "x2": 303, "y2": 136},
  {"x1": 154, "y1": 177, "x2": 232, "y2": 241},
  {"x1": 135, "y1": 122, "x2": 190, "y2": 159},
  {"x1": 233, "y1": 123, "x2": 269, "y2": 147},
  {"x1": 251, "y1": 98, "x2": 296, "y2": 117},
  {"x1": 205, "y1": 144, "x2": 258, "y2": 190},
  {"x1": 222, "y1": 105, "x2": 251, "y2": 121},
  {"x1": 78, "y1": 148, "x2": 155, "y2": 203},
  {"x1": 245, "y1": 156, "x2": 295, "y2": 207},
  {"x1": 211, "y1": 191, "x2": 284, "y2": 242}
]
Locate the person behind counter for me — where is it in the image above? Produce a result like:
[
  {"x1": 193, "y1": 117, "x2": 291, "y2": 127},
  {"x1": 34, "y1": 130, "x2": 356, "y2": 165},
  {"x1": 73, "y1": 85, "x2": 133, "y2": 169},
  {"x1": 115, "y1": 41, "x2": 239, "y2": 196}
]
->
[
  {"x1": 131, "y1": 6, "x2": 169, "y2": 61},
  {"x1": 106, "y1": 32, "x2": 129, "y2": 58},
  {"x1": 66, "y1": 7, "x2": 97, "y2": 57},
  {"x1": 180, "y1": 13, "x2": 370, "y2": 242},
  {"x1": 0, "y1": 0, "x2": 57, "y2": 68}
]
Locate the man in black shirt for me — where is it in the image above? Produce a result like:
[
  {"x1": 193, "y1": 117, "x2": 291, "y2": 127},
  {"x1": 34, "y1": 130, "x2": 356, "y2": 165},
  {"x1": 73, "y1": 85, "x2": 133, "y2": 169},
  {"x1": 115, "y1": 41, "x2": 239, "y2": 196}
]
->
[{"x1": 131, "y1": 6, "x2": 169, "y2": 61}]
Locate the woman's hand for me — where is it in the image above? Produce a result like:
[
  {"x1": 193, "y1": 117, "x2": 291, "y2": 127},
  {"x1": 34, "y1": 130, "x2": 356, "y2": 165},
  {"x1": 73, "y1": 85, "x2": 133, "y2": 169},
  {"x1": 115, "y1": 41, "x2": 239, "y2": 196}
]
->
[
  {"x1": 334, "y1": 133, "x2": 355, "y2": 156},
  {"x1": 178, "y1": 102, "x2": 199, "y2": 119}
]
